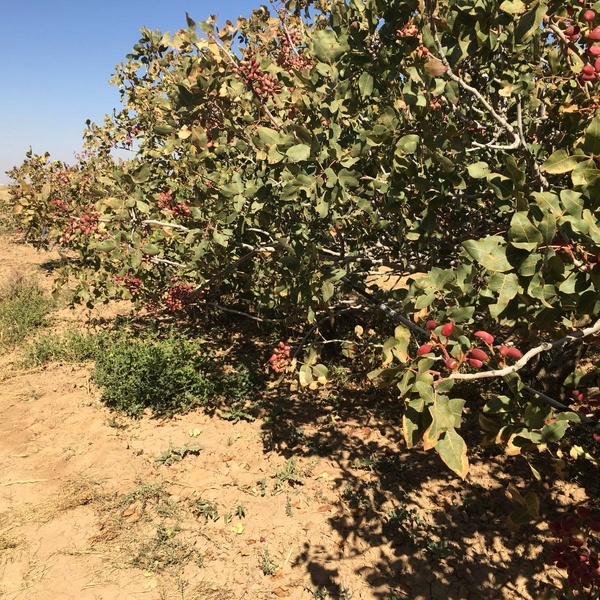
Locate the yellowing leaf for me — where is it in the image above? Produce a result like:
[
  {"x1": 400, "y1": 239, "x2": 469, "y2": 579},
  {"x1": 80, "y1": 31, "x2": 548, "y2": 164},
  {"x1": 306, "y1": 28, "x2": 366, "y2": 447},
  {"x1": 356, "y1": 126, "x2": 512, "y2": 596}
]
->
[
  {"x1": 424, "y1": 57, "x2": 447, "y2": 77},
  {"x1": 435, "y1": 429, "x2": 469, "y2": 479},
  {"x1": 230, "y1": 522, "x2": 244, "y2": 534},
  {"x1": 500, "y1": 0, "x2": 526, "y2": 14}
]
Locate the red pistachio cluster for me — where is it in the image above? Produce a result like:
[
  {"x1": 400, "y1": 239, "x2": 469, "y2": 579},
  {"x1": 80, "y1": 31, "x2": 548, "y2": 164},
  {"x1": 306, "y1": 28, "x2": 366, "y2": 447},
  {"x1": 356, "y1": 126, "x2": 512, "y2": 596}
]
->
[
  {"x1": 115, "y1": 275, "x2": 142, "y2": 296},
  {"x1": 232, "y1": 58, "x2": 281, "y2": 99},
  {"x1": 50, "y1": 198, "x2": 70, "y2": 216},
  {"x1": 60, "y1": 212, "x2": 100, "y2": 245},
  {"x1": 277, "y1": 28, "x2": 312, "y2": 72},
  {"x1": 157, "y1": 189, "x2": 191, "y2": 218},
  {"x1": 269, "y1": 342, "x2": 291, "y2": 374},
  {"x1": 164, "y1": 283, "x2": 195, "y2": 312},
  {"x1": 560, "y1": 9, "x2": 600, "y2": 81},
  {"x1": 546, "y1": 508, "x2": 600, "y2": 591},
  {"x1": 395, "y1": 19, "x2": 430, "y2": 58},
  {"x1": 416, "y1": 320, "x2": 523, "y2": 372}
]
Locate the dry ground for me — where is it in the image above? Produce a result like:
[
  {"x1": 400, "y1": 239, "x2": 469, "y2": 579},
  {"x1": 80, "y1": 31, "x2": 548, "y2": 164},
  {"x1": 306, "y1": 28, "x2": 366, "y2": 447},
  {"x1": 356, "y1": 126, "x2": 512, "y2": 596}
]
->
[{"x1": 0, "y1": 197, "x2": 593, "y2": 599}]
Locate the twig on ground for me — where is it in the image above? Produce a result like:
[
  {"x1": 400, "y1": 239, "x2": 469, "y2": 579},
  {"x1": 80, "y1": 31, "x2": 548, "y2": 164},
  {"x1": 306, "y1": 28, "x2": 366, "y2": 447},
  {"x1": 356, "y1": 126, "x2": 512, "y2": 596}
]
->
[{"x1": 0, "y1": 479, "x2": 48, "y2": 487}]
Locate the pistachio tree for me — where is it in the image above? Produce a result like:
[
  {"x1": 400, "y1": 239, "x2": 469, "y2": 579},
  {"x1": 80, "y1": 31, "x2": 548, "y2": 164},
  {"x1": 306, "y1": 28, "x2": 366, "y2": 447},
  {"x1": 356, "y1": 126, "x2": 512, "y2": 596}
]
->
[{"x1": 7, "y1": 0, "x2": 600, "y2": 481}]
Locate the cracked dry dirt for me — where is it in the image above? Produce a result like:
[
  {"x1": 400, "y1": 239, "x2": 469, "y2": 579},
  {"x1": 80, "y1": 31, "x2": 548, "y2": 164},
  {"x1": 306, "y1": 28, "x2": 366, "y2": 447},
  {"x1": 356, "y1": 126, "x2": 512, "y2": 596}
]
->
[{"x1": 0, "y1": 230, "x2": 591, "y2": 600}]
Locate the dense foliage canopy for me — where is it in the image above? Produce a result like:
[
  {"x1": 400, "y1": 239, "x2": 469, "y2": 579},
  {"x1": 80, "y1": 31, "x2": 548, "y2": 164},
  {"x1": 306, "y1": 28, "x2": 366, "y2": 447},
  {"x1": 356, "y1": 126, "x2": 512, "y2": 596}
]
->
[{"x1": 7, "y1": 0, "x2": 600, "y2": 482}]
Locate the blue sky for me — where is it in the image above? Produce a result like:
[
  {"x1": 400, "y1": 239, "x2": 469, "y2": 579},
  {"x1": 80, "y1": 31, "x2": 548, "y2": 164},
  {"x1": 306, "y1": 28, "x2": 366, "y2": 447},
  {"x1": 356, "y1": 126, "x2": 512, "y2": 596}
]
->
[{"x1": 1, "y1": 1, "x2": 260, "y2": 184}]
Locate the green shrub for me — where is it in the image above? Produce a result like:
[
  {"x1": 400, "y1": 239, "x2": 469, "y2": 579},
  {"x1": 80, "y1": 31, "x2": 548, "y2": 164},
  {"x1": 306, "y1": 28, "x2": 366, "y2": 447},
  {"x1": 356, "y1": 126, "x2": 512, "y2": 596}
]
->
[
  {"x1": 92, "y1": 335, "x2": 223, "y2": 417},
  {"x1": 0, "y1": 275, "x2": 54, "y2": 348},
  {"x1": 24, "y1": 329, "x2": 109, "y2": 366}
]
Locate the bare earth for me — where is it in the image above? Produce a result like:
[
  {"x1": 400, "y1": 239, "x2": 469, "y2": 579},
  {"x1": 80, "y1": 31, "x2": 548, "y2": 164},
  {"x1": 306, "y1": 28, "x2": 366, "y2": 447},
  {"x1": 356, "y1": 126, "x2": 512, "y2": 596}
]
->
[{"x1": 0, "y1": 228, "x2": 590, "y2": 599}]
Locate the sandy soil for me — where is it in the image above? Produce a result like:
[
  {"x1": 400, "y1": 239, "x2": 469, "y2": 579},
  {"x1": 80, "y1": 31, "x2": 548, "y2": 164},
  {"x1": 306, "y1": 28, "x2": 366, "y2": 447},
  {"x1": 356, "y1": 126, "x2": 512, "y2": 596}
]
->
[{"x1": 0, "y1": 228, "x2": 591, "y2": 600}]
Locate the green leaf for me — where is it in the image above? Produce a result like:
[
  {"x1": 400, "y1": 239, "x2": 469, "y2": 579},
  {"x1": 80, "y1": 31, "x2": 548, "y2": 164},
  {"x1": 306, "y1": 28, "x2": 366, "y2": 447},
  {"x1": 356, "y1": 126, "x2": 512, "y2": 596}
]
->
[
  {"x1": 500, "y1": 0, "x2": 526, "y2": 14},
  {"x1": 462, "y1": 237, "x2": 512, "y2": 272},
  {"x1": 541, "y1": 420, "x2": 569, "y2": 442},
  {"x1": 95, "y1": 240, "x2": 117, "y2": 252},
  {"x1": 286, "y1": 144, "x2": 311, "y2": 162},
  {"x1": 312, "y1": 364, "x2": 329, "y2": 383},
  {"x1": 435, "y1": 429, "x2": 469, "y2": 478},
  {"x1": 358, "y1": 72, "x2": 374, "y2": 97},
  {"x1": 448, "y1": 398, "x2": 466, "y2": 428},
  {"x1": 516, "y1": 1, "x2": 548, "y2": 41},
  {"x1": 212, "y1": 230, "x2": 229, "y2": 246},
  {"x1": 154, "y1": 124, "x2": 175, "y2": 135},
  {"x1": 338, "y1": 169, "x2": 360, "y2": 188},
  {"x1": 423, "y1": 397, "x2": 456, "y2": 451},
  {"x1": 257, "y1": 126, "x2": 283, "y2": 146},
  {"x1": 488, "y1": 272, "x2": 520, "y2": 317},
  {"x1": 403, "y1": 397, "x2": 425, "y2": 449},
  {"x1": 571, "y1": 160, "x2": 600, "y2": 187},
  {"x1": 414, "y1": 381, "x2": 435, "y2": 403},
  {"x1": 541, "y1": 150, "x2": 585, "y2": 174},
  {"x1": 311, "y1": 30, "x2": 348, "y2": 63},
  {"x1": 131, "y1": 164, "x2": 151, "y2": 184},
  {"x1": 396, "y1": 135, "x2": 420, "y2": 154},
  {"x1": 298, "y1": 364, "x2": 313, "y2": 387},
  {"x1": 537, "y1": 209, "x2": 557, "y2": 244},
  {"x1": 321, "y1": 280, "x2": 335, "y2": 302},
  {"x1": 483, "y1": 395, "x2": 512, "y2": 414},
  {"x1": 141, "y1": 243, "x2": 160, "y2": 256},
  {"x1": 508, "y1": 212, "x2": 543, "y2": 250},
  {"x1": 583, "y1": 116, "x2": 600, "y2": 156},
  {"x1": 507, "y1": 506, "x2": 532, "y2": 529},
  {"x1": 467, "y1": 162, "x2": 491, "y2": 179}
]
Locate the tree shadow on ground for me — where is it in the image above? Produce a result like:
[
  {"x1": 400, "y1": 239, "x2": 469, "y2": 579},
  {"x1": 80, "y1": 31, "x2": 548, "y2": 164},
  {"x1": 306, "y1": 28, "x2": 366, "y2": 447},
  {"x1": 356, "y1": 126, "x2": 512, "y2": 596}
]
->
[
  {"x1": 122, "y1": 309, "x2": 597, "y2": 599},
  {"x1": 253, "y1": 379, "x2": 595, "y2": 600}
]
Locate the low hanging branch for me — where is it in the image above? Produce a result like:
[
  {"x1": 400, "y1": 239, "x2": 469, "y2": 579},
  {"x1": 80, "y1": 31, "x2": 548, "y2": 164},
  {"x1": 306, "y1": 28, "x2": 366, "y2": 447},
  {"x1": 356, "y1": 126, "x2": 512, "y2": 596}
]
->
[{"x1": 447, "y1": 319, "x2": 600, "y2": 381}]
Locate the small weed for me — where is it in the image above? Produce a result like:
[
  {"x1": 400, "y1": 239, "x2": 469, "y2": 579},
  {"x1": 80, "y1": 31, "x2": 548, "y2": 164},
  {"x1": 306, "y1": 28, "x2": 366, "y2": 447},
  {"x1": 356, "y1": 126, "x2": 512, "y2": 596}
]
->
[
  {"x1": 272, "y1": 457, "x2": 306, "y2": 493},
  {"x1": 351, "y1": 456, "x2": 383, "y2": 471},
  {"x1": 285, "y1": 497, "x2": 293, "y2": 517},
  {"x1": 24, "y1": 329, "x2": 108, "y2": 366},
  {"x1": 313, "y1": 490, "x2": 330, "y2": 504},
  {"x1": 234, "y1": 504, "x2": 246, "y2": 519},
  {"x1": 219, "y1": 400, "x2": 255, "y2": 423},
  {"x1": 131, "y1": 524, "x2": 195, "y2": 572},
  {"x1": 384, "y1": 503, "x2": 424, "y2": 545},
  {"x1": 220, "y1": 364, "x2": 261, "y2": 398},
  {"x1": 259, "y1": 547, "x2": 278, "y2": 576},
  {"x1": 115, "y1": 483, "x2": 180, "y2": 520},
  {"x1": 255, "y1": 478, "x2": 267, "y2": 497},
  {"x1": 425, "y1": 538, "x2": 451, "y2": 559},
  {"x1": 308, "y1": 585, "x2": 353, "y2": 599},
  {"x1": 0, "y1": 275, "x2": 54, "y2": 348},
  {"x1": 191, "y1": 499, "x2": 219, "y2": 522},
  {"x1": 106, "y1": 416, "x2": 129, "y2": 430},
  {"x1": 154, "y1": 444, "x2": 201, "y2": 466},
  {"x1": 383, "y1": 499, "x2": 450, "y2": 557},
  {"x1": 0, "y1": 532, "x2": 20, "y2": 552},
  {"x1": 341, "y1": 482, "x2": 371, "y2": 510}
]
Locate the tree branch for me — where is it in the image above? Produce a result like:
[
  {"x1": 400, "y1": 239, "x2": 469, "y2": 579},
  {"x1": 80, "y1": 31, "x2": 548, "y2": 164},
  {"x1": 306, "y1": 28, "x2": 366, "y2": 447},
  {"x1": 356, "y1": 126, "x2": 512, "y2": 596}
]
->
[
  {"x1": 428, "y1": 23, "x2": 521, "y2": 146},
  {"x1": 204, "y1": 302, "x2": 284, "y2": 323},
  {"x1": 447, "y1": 319, "x2": 600, "y2": 381},
  {"x1": 142, "y1": 220, "x2": 190, "y2": 232}
]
